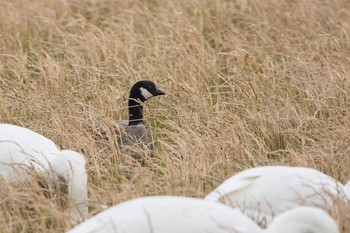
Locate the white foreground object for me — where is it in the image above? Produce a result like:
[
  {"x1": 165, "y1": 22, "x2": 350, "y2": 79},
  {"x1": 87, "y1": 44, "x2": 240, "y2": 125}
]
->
[
  {"x1": 0, "y1": 124, "x2": 88, "y2": 223},
  {"x1": 205, "y1": 166, "x2": 349, "y2": 225},
  {"x1": 66, "y1": 196, "x2": 261, "y2": 233},
  {"x1": 345, "y1": 180, "x2": 350, "y2": 195},
  {"x1": 265, "y1": 206, "x2": 339, "y2": 233},
  {"x1": 66, "y1": 196, "x2": 339, "y2": 233}
]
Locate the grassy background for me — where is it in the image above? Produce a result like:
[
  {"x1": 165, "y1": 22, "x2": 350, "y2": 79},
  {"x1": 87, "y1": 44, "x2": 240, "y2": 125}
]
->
[{"x1": 1, "y1": 0, "x2": 350, "y2": 232}]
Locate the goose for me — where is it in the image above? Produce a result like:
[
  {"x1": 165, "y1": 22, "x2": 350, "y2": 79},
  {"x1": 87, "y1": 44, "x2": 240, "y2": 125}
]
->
[
  {"x1": 96, "y1": 80, "x2": 165, "y2": 160},
  {"x1": 0, "y1": 123, "x2": 88, "y2": 224},
  {"x1": 66, "y1": 196, "x2": 339, "y2": 233},
  {"x1": 205, "y1": 166, "x2": 349, "y2": 226}
]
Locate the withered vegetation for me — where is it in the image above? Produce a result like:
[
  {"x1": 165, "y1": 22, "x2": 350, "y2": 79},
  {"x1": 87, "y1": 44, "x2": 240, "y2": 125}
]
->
[{"x1": 1, "y1": 0, "x2": 350, "y2": 232}]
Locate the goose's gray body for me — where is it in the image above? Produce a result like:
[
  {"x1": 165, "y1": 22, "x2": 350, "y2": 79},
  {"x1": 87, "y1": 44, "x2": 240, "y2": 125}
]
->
[{"x1": 114, "y1": 121, "x2": 153, "y2": 159}]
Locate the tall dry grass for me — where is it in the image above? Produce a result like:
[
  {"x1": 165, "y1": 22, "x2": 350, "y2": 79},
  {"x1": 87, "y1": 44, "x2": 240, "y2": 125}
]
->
[{"x1": 1, "y1": 0, "x2": 350, "y2": 232}]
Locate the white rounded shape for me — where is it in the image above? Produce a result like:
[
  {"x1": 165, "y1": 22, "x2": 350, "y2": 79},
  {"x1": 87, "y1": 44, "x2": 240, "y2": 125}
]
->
[
  {"x1": 67, "y1": 196, "x2": 339, "y2": 233},
  {"x1": 0, "y1": 124, "x2": 59, "y2": 180},
  {"x1": 266, "y1": 206, "x2": 339, "y2": 233},
  {"x1": 344, "y1": 180, "x2": 350, "y2": 196},
  {"x1": 66, "y1": 196, "x2": 262, "y2": 233},
  {"x1": 205, "y1": 166, "x2": 349, "y2": 226},
  {"x1": 0, "y1": 124, "x2": 88, "y2": 223}
]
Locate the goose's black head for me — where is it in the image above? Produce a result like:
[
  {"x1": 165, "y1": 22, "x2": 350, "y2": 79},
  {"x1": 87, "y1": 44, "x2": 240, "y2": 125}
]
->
[
  {"x1": 128, "y1": 80, "x2": 165, "y2": 125},
  {"x1": 129, "y1": 80, "x2": 165, "y2": 102}
]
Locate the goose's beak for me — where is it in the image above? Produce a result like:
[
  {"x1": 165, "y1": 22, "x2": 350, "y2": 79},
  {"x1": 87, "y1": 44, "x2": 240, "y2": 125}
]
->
[{"x1": 156, "y1": 88, "x2": 165, "y2": 96}]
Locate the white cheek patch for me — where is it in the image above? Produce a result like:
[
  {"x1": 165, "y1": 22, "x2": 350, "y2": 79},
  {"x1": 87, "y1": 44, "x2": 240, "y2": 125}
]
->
[{"x1": 140, "y1": 87, "x2": 154, "y2": 100}]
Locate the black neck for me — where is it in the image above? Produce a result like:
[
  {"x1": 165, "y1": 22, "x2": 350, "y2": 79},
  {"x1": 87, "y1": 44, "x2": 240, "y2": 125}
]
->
[{"x1": 128, "y1": 99, "x2": 143, "y2": 125}]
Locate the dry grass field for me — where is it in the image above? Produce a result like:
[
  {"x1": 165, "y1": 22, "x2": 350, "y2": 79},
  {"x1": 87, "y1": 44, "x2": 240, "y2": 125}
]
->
[{"x1": 1, "y1": 0, "x2": 350, "y2": 232}]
